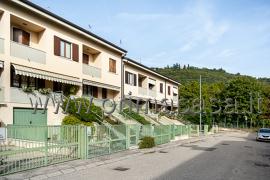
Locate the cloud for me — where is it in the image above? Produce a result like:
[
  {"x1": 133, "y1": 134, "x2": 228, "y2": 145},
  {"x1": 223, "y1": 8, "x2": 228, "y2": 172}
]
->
[{"x1": 216, "y1": 49, "x2": 237, "y2": 58}]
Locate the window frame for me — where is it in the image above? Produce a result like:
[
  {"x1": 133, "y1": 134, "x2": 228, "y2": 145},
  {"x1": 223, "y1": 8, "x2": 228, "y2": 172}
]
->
[{"x1": 60, "y1": 39, "x2": 72, "y2": 59}]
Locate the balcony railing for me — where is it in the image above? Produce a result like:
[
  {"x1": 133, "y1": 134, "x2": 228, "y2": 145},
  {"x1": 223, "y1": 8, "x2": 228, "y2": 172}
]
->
[
  {"x1": 10, "y1": 41, "x2": 46, "y2": 64},
  {"x1": 173, "y1": 96, "x2": 178, "y2": 102},
  {"x1": 148, "y1": 89, "x2": 157, "y2": 97},
  {"x1": 0, "y1": 38, "x2": 4, "y2": 54},
  {"x1": 138, "y1": 87, "x2": 147, "y2": 96},
  {"x1": 0, "y1": 87, "x2": 5, "y2": 103},
  {"x1": 83, "y1": 64, "x2": 101, "y2": 78}
]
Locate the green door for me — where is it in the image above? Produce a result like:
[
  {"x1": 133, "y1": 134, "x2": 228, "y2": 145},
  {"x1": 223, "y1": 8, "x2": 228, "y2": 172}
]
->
[
  {"x1": 13, "y1": 108, "x2": 47, "y2": 126},
  {"x1": 12, "y1": 108, "x2": 47, "y2": 141}
]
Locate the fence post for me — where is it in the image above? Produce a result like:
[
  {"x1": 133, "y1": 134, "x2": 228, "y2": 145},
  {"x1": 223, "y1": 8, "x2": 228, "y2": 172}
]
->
[
  {"x1": 204, "y1": 125, "x2": 208, "y2": 135},
  {"x1": 45, "y1": 126, "x2": 48, "y2": 165},
  {"x1": 197, "y1": 125, "x2": 200, "y2": 136},
  {"x1": 188, "y1": 125, "x2": 191, "y2": 137},
  {"x1": 126, "y1": 124, "x2": 130, "y2": 149},
  {"x1": 78, "y1": 126, "x2": 87, "y2": 159}
]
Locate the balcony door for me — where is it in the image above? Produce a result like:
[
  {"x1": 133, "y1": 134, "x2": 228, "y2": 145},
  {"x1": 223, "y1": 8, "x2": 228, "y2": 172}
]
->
[{"x1": 12, "y1": 27, "x2": 30, "y2": 46}]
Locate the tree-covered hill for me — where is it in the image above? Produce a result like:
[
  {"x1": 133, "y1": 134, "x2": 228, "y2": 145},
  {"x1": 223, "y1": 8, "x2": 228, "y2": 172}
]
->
[{"x1": 153, "y1": 63, "x2": 268, "y2": 84}]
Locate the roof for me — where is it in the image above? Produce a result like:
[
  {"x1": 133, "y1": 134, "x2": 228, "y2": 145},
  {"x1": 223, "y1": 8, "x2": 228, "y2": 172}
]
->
[
  {"x1": 17, "y1": 0, "x2": 127, "y2": 54},
  {"x1": 123, "y1": 57, "x2": 180, "y2": 85}
]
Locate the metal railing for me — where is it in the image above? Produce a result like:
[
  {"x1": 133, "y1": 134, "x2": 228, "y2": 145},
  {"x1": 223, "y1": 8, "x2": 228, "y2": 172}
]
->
[
  {"x1": 82, "y1": 64, "x2": 101, "y2": 78},
  {"x1": 10, "y1": 41, "x2": 46, "y2": 64},
  {"x1": 0, "y1": 124, "x2": 214, "y2": 175}
]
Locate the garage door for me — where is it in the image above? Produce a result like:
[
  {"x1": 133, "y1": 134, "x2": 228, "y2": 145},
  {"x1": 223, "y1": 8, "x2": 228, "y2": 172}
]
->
[{"x1": 13, "y1": 108, "x2": 47, "y2": 126}]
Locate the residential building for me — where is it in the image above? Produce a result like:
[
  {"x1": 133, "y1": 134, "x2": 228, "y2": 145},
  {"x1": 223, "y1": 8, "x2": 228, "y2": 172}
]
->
[
  {"x1": 0, "y1": 0, "x2": 126, "y2": 126},
  {"x1": 123, "y1": 57, "x2": 179, "y2": 111}
]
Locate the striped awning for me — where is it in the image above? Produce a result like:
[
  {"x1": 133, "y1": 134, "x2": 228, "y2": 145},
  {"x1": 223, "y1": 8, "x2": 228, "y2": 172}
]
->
[
  {"x1": 83, "y1": 79, "x2": 120, "y2": 91},
  {"x1": 148, "y1": 78, "x2": 156, "y2": 85},
  {"x1": 12, "y1": 64, "x2": 81, "y2": 86}
]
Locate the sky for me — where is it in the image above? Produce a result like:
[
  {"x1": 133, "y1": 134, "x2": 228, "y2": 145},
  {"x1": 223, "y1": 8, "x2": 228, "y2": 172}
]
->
[{"x1": 32, "y1": 0, "x2": 270, "y2": 78}]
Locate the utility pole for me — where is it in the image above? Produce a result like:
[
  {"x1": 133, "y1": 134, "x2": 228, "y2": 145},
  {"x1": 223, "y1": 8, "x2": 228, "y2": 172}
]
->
[{"x1": 199, "y1": 75, "x2": 202, "y2": 133}]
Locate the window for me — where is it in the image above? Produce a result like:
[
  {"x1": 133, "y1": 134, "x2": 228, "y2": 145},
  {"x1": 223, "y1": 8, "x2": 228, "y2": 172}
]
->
[
  {"x1": 109, "y1": 59, "x2": 116, "y2": 73},
  {"x1": 125, "y1": 71, "x2": 137, "y2": 86},
  {"x1": 54, "y1": 36, "x2": 79, "y2": 61},
  {"x1": 83, "y1": 85, "x2": 98, "y2": 98},
  {"x1": 160, "y1": 83, "x2": 163, "y2": 93},
  {"x1": 102, "y1": 88, "x2": 107, "y2": 99},
  {"x1": 83, "y1": 54, "x2": 89, "y2": 64},
  {"x1": 168, "y1": 86, "x2": 171, "y2": 95},
  {"x1": 10, "y1": 68, "x2": 45, "y2": 89},
  {"x1": 53, "y1": 82, "x2": 63, "y2": 92},
  {"x1": 60, "y1": 40, "x2": 71, "y2": 59},
  {"x1": 13, "y1": 27, "x2": 30, "y2": 46}
]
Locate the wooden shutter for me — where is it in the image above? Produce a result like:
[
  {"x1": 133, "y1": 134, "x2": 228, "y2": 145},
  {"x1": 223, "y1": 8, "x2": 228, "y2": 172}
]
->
[
  {"x1": 72, "y1": 43, "x2": 79, "y2": 62},
  {"x1": 54, "y1": 36, "x2": 61, "y2": 56},
  {"x1": 22, "y1": 30, "x2": 30, "y2": 46},
  {"x1": 134, "y1": 74, "x2": 137, "y2": 86},
  {"x1": 168, "y1": 86, "x2": 171, "y2": 95},
  {"x1": 125, "y1": 71, "x2": 128, "y2": 84},
  {"x1": 109, "y1": 59, "x2": 116, "y2": 73}
]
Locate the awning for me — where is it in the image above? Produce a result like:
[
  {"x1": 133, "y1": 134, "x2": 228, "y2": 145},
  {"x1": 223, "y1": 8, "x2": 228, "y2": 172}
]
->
[
  {"x1": 83, "y1": 79, "x2": 120, "y2": 91},
  {"x1": 148, "y1": 78, "x2": 156, "y2": 85},
  {"x1": 12, "y1": 64, "x2": 81, "y2": 86},
  {"x1": 173, "y1": 87, "x2": 178, "y2": 94},
  {"x1": 0, "y1": 61, "x2": 4, "y2": 69}
]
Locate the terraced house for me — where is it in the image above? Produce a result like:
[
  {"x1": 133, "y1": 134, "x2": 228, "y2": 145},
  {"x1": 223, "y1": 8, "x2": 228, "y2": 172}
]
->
[
  {"x1": 0, "y1": 0, "x2": 179, "y2": 126},
  {"x1": 123, "y1": 57, "x2": 179, "y2": 111}
]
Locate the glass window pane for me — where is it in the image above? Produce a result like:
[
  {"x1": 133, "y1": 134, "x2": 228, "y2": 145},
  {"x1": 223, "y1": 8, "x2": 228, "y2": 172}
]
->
[
  {"x1": 12, "y1": 71, "x2": 20, "y2": 87},
  {"x1": 66, "y1": 42, "x2": 71, "y2": 59},
  {"x1": 60, "y1": 41, "x2": 65, "y2": 57}
]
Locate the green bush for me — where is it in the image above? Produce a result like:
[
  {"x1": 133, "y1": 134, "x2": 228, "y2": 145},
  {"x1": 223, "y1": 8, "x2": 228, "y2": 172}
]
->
[
  {"x1": 62, "y1": 97, "x2": 102, "y2": 124},
  {"x1": 122, "y1": 109, "x2": 150, "y2": 125},
  {"x1": 62, "y1": 115, "x2": 93, "y2": 126},
  {"x1": 139, "y1": 136, "x2": 155, "y2": 149}
]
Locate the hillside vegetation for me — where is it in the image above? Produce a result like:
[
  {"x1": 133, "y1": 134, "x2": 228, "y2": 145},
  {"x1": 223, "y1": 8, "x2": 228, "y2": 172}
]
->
[{"x1": 154, "y1": 63, "x2": 270, "y2": 127}]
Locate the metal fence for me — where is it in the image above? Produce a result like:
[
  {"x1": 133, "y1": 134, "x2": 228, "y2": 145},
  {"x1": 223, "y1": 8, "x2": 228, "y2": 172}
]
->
[{"x1": 0, "y1": 124, "x2": 215, "y2": 175}]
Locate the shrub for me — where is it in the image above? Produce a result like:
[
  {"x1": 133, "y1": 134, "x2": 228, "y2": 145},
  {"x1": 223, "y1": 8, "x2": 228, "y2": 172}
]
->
[
  {"x1": 62, "y1": 115, "x2": 93, "y2": 126},
  {"x1": 139, "y1": 136, "x2": 155, "y2": 149},
  {"x1": 122, "y1": 109, "x2": 150, "y2": 125},
  {"x1": 62, "y1": 97, "x2": 102, "y2": 124}
]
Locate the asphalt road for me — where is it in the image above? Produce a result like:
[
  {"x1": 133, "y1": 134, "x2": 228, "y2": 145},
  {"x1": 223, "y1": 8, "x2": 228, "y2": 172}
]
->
[{"x1": 49, "y1": 131, "x2": 270, "y2": 180}]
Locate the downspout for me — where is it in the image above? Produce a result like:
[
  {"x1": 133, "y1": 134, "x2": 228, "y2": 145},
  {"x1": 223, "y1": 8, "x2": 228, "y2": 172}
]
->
[{"x1": 121, "y1": 54, "x2": 126, "y2": 100}]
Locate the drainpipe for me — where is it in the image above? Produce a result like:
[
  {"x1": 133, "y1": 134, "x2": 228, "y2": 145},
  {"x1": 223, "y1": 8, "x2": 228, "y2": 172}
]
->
[{"x1": 121, "y1": 54, "x2": 126, "y2": 100}]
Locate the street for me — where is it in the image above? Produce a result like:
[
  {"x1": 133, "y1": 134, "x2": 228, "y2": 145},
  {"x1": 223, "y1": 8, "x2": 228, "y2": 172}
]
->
[{"x1": 47, "y1": 131, "x2": 270, "y2": 180}]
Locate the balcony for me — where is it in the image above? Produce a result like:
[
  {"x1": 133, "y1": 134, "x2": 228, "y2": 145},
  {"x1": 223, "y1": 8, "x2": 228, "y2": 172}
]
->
[
  {"x1": 138, "y1": 87, "x2": 147, "y2": 96},
  {"x1": 0, "y1": 38, "x2": 4, "y2": 54},
  {"x1": 10, "y1": 41, "x2": 46, "y2": 64},
  {"x1": 148, "y1": 89, "x2": 157, "y2": 97},
  {"x1": 0, "y1": 87, "x2": 5, "y2": 104},
  {"x1": 83, "y1": 64, "x2": 101, "y2": 78}
]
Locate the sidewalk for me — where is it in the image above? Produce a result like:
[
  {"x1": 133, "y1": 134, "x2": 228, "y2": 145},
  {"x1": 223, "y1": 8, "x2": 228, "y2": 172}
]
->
[{"x1": 2, "y1": 134, "x2": 222, "y2": 180}]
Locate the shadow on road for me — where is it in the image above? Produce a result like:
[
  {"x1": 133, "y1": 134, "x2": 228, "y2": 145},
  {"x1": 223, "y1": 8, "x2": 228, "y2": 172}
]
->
[{"x1": 155, "y1": 133, "x2": 270, "y2": 180}]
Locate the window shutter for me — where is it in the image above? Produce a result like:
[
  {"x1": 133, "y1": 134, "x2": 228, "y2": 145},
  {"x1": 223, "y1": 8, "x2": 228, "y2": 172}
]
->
[
  {"x1": 168, "y1": 86, "x2": 171, "y2": 95},
  {"x1": 72, "y1": 43, "x2": 79, "y2": 62},
  {"x1": 134, "y1": 74, "x2": 137, "y2": 86},
  {"x1": 125, "y1": 71, "x2": 128, "y2": 84},
  {"x1": 54, "y1": 36, "x2": 60, "y2": 56},
  {"x1": 160, "y1": 83, "x2": 163, "y2": 93}
]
